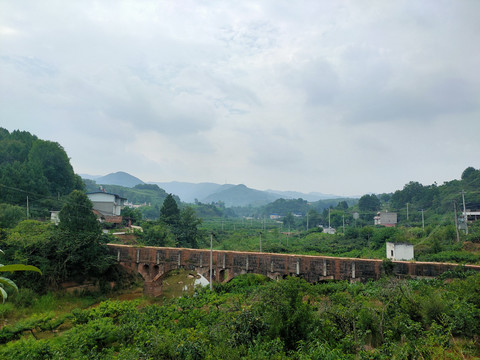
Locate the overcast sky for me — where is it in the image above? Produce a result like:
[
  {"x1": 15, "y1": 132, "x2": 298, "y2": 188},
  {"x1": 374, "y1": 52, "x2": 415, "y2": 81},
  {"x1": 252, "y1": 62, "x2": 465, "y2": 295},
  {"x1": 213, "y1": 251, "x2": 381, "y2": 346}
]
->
[{"x1": 1, "y1": 1, "x2": 479, "y2": 196}]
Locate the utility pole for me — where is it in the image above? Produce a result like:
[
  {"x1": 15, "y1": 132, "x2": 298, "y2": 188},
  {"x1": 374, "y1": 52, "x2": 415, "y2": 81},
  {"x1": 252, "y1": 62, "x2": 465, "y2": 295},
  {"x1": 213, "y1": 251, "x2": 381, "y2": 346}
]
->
[
  {"x1": 453, "y1": 201, "x2": 460, "y2": 242},
  {"x1": 209, "y1": 233, "x2": 213, "y2": 291},
  {"x1": 342, "y1": 214, "x2": 345, "y2": 233},
  {"x1": 421, "y1": 209, "x2": 425, "y2": 231},
  {"x1": 306, "y1": 211, "x2": 309, "y2": 231},
  {"x1": 406, "y1": 202, "x2": 409, "y2": 221},
  {"x1": 259, "y1": 232, "x2": 262, "y2": 252},
  {"x1": 328, "y1": 208, "x2": 331, "y2": 229},
  {"x1": 461, "y1": 190, "x2": 468, "y2": 235},
  {"x1": 26, "y1": 196, "x2": 29, "y2": 219}
]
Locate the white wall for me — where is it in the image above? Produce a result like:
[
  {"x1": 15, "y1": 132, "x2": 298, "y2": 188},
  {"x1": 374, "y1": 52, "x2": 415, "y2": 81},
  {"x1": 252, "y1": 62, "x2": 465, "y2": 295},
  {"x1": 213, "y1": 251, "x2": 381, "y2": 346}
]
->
[{"x1": 386, "y1": 242, "x2": 414, "y2": 260}]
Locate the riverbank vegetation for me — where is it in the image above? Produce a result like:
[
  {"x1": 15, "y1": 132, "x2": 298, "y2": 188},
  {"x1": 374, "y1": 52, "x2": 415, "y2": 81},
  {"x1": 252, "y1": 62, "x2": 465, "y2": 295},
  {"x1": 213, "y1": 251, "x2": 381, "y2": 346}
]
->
[{"x1": 1, "y1": 273, "x2": 480, "y2": 359}]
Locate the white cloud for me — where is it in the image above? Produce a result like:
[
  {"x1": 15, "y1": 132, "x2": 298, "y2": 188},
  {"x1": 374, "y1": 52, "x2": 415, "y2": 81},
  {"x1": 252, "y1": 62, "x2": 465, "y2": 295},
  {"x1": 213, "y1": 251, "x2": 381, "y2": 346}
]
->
[{"x1": 1, "y1": 0, "x2": 479, "y2": 196}]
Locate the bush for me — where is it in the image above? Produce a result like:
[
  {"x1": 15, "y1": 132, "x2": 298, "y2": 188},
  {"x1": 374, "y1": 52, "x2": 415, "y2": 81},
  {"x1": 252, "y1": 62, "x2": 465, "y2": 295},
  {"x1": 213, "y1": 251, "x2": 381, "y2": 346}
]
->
[{"x1": 10, "y1": 288, "x2": 37, "y2": 308}]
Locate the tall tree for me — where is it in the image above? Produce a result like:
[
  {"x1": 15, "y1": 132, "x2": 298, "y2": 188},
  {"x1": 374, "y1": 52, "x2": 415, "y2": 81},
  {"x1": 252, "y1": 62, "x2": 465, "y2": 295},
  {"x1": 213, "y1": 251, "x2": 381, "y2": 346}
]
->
[
  {"x1": 159, "y1": 194, "x2": 180, "y2": 227},
  {"x1": 177, "y1": 207, "x2": 202, "y2": 248},
  {"x1": 58, "y1": 190, "x2": 100, "y2": 234},
  {"x1": 55, "y1": 190, "x2": 111, "y2": 282}
]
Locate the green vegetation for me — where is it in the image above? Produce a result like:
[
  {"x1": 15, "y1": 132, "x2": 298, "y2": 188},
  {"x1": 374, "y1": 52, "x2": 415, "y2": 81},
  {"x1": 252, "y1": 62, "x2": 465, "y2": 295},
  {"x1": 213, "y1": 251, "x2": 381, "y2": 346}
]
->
[
  {"x1": 2, "y1": 129, "x2": 480, "y2": 358},
  {"x1": 0, "y1": 252, "x2": 41, "y2": 302},
  {"x1": 0, "y1": 128, "x2": 83, "y2": 219},
  {"x1": 0, "y1": 192, "x2": 118, "y2": 292},
  {"x1": 135, "y1": 194, "x2": 204, "y2": 249},
  {"x1": 1, "y1": 274, "x2": 480, "y2": 359}
]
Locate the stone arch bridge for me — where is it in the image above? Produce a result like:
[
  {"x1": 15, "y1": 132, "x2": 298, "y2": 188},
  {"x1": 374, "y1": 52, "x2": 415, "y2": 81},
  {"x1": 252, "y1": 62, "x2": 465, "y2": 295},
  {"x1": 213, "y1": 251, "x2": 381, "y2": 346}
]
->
[{"x1": 107, "y1": 244, "x2": 480, "y2": 297}]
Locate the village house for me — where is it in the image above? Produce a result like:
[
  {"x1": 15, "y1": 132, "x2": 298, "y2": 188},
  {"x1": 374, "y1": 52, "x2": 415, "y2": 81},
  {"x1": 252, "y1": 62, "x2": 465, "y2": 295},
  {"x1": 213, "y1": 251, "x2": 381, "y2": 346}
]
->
[
  {"x1": 386, "y1": 242, "x2": 414, "y2": 261},
  {"x1": 374, "y1": 211, "x2": 397, "y2": 227}
]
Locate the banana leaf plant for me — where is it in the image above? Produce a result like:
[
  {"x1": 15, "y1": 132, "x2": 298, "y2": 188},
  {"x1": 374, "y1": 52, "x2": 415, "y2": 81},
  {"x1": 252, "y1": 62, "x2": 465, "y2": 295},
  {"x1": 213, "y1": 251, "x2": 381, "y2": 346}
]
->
[{"x1": 0, "y1": 249, "x2": 42, "y2": 302}]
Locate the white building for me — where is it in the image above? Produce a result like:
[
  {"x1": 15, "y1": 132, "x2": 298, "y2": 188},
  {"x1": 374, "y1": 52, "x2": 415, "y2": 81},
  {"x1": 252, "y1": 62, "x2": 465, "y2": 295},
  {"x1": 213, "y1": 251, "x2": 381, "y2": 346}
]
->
[
  {"x1": 87, "y1": 191, "x2": 126, "y2": 216},
  {"x1": 374, "y1": 211, "x2": 398, "y2": 227},
  {"x1": 50, "y1": 211, "x2": 60, "y2": 225},
  {"x1": 462, "y1": 210, "x2": 480, "y2": 222},
  {"x1": 386, "y1": 242, "x2": 414, "y2": 261},
  {"x1": 323, "y1": 227, "x2": 336, "y2": 235}
]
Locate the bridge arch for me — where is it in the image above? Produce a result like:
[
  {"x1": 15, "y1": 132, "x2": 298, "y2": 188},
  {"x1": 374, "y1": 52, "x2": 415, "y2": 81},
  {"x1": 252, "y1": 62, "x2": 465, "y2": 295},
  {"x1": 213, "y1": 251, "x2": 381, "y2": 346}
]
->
[{"x1": 107, "y1": 244, "x2": 480, "y2": 297}]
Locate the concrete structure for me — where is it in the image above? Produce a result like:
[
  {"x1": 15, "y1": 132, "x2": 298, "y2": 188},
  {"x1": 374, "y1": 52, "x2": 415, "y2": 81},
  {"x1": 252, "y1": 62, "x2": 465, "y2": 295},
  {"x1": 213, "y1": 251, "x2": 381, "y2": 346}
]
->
[
  {"x1": 463, "y1": 210, "x2": 480, "y2": 222},
  {"x1": 323, "y1": 227, "x2": 336, "y2": 234},
  {"x1": 374, "y1": 211, "x2": 397, "y2": 227},
  {"x1": 50, "y1": 211, "x2": 60, "y2": 225},
  {"x1": 386, "y1": 242, "x2": 414, "y2": 261},
  {"x1": 87, "y1": 192, "x2": 126, "y2": 216},
  {"x1": 107, "y1": 244, "x2": 480, "y2": 297}
]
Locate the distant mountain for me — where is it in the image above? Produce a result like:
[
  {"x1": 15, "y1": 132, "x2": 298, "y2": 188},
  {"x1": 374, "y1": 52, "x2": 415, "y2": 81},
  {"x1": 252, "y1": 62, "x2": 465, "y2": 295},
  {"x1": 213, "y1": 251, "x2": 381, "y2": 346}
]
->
[
  {"x1": 151, "y1": 181, "x2": 235, "y2": 203},
  {"x1": 85, "y1": 172, "x2": 345, "y2": 206},
  {"x1": 95, "y1": 171, "x2": 145, "y2": 188},
  {"x1": 265, "y1": 189, "x2": 343, "y2": 202},
  {"x1": 202, "y1": 184, "x2": 280, "y2": 207},
  {"x1": 79, "y1": 173, "x2": 101, "y2": 181}
]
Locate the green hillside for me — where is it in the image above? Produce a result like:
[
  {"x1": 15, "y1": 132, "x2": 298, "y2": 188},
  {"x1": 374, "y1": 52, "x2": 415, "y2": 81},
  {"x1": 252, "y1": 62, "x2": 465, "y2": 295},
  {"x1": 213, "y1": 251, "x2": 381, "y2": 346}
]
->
[{"x1": 0, "y1": 127, "x2": 83, "y2": 220}]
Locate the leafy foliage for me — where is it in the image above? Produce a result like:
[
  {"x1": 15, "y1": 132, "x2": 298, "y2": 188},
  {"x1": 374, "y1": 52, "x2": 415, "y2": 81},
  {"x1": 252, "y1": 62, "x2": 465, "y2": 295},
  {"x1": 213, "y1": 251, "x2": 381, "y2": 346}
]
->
[
  {"x1": 159, "y1": 193, "x2": 180, "y2": 226},
  {"x1": 0, "y1": 128, "x2": 82, "y2": 219},
  {"x1": 1, "y1": 274, "x2": 480, "y2": 359},
  {"x1": 0, "y1": 249, "x2": 41, "y2": 303}
]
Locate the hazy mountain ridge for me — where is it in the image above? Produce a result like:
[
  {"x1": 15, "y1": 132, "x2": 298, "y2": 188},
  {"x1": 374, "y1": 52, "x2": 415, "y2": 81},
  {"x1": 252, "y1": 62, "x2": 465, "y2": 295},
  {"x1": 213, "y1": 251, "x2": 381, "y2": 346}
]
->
[
  {"x1": 93, "y1": 171, "x2": 145, "y2": 188},
  {"x1": 202, "y1": 184, "x2": 280, "y2": 207},
  {"x1": 82, "y1": 172, "x2": 344, "y2": 206},
  {"x1": 150, "y1": 181, "x2": 236, "y2": 203},
  {"x1": 265, "y1": 189, "x2": 342, "y2": 202}
]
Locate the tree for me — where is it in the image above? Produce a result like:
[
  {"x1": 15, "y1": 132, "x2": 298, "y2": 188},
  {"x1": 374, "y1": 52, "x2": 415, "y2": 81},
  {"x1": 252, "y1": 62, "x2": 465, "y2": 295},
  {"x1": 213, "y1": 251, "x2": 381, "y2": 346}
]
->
[
  {"x1": 283, "y1": 213, "x2": 295, "y2": 229},
  {"x1": 336, "y1": 201, "x2": 349, "y2": 211},
  {"x1": 160, "y1": 194, "x2": 180, "y2": 227},
  {"x1": 305, "y1": 209, "x2": 322, "y2": 229},
  {"x1": 58, "y1": 190, "x2": 100, "y2": 234},
  {"x1": 28, "y1": 140, "x2": 77, "y2": 196},
  {"x1": 142, "y1": 224, "x2": 175, "y2": 247},
  {"x1": 461, "y1": 167, "x2": 477, "y2": 180},
  {"x1": 0, "y1": 203, "x2": 25, "y2": 228},
  {"x1": 54, "y1": 191, "x2": 111, "y2": 282},
  {"x1": 121, "y1": 207, "x2": 143, "y2": 226},
  {"x1": 177, "y1": 207, "x2": 202, "y2": 248},
  {"x1": 358, "y1": 194, "x2": 381, "y2": 212}
]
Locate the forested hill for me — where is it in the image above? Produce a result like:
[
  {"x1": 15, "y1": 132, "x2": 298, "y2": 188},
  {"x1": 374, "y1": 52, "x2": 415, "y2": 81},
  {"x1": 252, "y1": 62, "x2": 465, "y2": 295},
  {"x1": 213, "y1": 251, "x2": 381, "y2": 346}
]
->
[
  {"x1": 0, "y1": 128, "x2": 83, "y2": 214},
  {"x1": 387, "y1": 167, "x2": 480, "y2": 215}
]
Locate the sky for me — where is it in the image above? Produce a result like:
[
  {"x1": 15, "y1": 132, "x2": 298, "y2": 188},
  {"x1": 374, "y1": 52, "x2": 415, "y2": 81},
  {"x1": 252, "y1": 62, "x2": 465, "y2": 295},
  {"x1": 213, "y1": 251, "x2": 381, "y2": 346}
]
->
[{"x1": 1, "y1": 1, "x2": 479, "y2": 197}]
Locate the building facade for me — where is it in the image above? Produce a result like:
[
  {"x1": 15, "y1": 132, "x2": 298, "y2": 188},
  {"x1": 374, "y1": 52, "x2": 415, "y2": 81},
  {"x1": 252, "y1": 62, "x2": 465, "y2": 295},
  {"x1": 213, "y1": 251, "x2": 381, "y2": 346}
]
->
[
  {"x1": 374, "y1": 211, "x2": 398, "y2": 227},
  {"x1": 386, "y1": 242, "x2": 414, "y2": 261},
  {"x1": 87, "y1": 192, "x2": 126, "y2": 216}
]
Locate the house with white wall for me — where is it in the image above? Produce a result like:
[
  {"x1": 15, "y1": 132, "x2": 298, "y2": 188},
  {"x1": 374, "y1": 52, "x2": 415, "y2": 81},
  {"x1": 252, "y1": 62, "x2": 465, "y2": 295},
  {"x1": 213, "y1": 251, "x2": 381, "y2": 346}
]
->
[
  {"x1": 374, "y1": 211, "x2": 398, "y2": 227},
  {"x1": 386, "y1": 242, "x2": 414, "y2": 261},
  {"x1": 87, "y1": 191, "x2": 127, "y2": 217}
]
